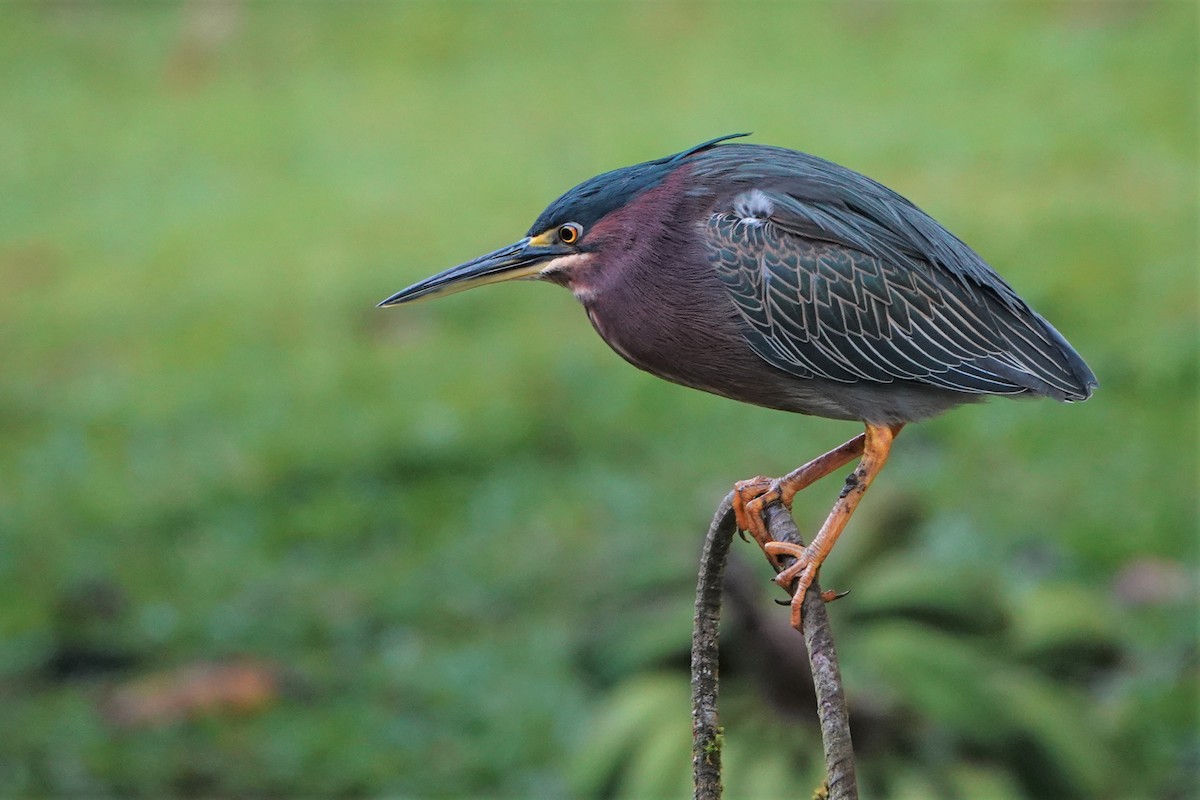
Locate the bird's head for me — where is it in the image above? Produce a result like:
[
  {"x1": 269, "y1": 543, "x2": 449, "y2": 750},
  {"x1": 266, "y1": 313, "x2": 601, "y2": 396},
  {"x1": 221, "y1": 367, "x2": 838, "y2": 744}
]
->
[{"x1": 377, "y1": 134, "x2": 748, "y2": 307}]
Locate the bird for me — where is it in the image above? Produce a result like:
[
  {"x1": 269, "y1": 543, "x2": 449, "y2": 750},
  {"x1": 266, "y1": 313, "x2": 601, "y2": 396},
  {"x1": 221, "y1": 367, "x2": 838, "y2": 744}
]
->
[{"x1": 379, "y1": 134, "x2": 1097, "y2": 629}]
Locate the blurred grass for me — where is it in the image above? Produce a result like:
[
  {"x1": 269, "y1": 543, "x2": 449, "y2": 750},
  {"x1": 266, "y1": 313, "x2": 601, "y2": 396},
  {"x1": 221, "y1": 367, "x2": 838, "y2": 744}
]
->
[{"x1": 0, "y1": 1, "x2": 1196, "y2": 797}]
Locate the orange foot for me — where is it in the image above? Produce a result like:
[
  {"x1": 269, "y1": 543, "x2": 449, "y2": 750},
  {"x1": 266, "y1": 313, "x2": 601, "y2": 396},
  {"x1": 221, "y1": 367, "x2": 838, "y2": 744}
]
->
[
  {"x1": 764, "y1": 540, "x2": 830, "y2": 628},
  {"x1": 731, "y1": 475, "x2": 780, "y2": 554}
]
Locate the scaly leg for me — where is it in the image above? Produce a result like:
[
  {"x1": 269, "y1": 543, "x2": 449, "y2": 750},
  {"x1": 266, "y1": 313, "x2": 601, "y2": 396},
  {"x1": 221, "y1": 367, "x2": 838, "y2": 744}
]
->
[
  {"x1": 765, "y1": 422, "x2": 904, "y2": 629},
  {"x1": 732, "y1": 433, "x2": 867, "y2": 564}
]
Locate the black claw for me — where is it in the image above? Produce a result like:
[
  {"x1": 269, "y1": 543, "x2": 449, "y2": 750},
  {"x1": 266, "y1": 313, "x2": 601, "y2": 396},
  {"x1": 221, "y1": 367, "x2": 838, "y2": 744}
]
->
[
  {"x1": 774, "y1": 597, "x2": 793, "y2": 606},
  {"x1": 737, "y1": 528, "x2": 750, "y2": 543}
]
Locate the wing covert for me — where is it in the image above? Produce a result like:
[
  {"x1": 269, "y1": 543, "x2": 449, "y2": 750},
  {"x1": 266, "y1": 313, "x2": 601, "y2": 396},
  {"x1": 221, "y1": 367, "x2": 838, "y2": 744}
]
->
[{"x1": 704, "y1": 200, "x2": 1079, "y2": 396}]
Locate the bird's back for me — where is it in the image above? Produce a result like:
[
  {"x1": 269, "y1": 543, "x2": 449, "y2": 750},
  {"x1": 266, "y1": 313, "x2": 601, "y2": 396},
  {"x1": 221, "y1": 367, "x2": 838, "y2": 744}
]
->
[{"x1": 681, "y1": 144, "x2": 1097, "y2": 407}]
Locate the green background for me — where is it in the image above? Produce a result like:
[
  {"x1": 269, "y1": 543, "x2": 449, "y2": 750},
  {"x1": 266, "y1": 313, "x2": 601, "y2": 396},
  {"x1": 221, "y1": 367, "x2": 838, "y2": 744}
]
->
[{"x1": 1, "y1": 1, "x2": 1195, "y2": 797}]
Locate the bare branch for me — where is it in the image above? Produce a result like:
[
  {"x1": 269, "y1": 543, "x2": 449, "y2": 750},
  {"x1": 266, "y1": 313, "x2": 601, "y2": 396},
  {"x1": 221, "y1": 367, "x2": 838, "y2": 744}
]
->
[
  {"x1": 691, "y1": 492, "x2": 735, "y2": 800},
  {"x1": 764, "y1": 503, "x2": 858, "y2": 800},
  {"x1": 691, "y1": 493, "x2": 858, "y2": 800}
]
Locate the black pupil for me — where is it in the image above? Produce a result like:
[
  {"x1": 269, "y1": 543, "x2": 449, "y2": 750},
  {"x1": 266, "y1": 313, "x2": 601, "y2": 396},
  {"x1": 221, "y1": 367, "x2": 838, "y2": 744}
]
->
[{"x1": 561, "y1": 226, "x2": 574, "y2": 242}]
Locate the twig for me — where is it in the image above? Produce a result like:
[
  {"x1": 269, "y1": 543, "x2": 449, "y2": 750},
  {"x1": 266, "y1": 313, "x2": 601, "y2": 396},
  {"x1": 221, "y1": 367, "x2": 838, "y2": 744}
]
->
[
  {"x1": 690, "y1": 493, "x2": 858, "y2": 800},
  {"x1": 764, "y1": 503, "x2": 858, "y2": 800},
  {"x1": 691, "y1": 493, "x2": 736, "y2": 800}
]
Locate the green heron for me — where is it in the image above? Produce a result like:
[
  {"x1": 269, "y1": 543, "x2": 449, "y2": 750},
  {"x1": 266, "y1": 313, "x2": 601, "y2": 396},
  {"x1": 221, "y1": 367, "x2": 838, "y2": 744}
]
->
[{"x1": 380, "y1": 135, "x2": 1097, "y2": 628}]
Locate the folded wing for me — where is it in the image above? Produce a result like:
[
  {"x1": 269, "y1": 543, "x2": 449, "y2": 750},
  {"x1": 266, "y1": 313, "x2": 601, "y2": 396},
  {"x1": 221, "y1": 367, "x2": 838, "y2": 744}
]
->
[{"x1": 704, "y1": 188, "x2": 1095, "y2": 400}]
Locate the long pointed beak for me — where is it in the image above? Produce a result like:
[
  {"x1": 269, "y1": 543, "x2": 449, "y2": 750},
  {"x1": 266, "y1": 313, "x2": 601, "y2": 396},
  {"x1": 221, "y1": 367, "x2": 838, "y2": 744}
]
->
[{"x1": 378, "y1": 236, "x2": 568, "y2": 307}]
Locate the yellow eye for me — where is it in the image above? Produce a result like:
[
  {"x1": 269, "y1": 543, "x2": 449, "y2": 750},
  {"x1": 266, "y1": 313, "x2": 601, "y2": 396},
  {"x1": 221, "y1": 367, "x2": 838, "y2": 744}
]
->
[{"x1": 558, "y1": 223, "x2": 581, "y2": 245}]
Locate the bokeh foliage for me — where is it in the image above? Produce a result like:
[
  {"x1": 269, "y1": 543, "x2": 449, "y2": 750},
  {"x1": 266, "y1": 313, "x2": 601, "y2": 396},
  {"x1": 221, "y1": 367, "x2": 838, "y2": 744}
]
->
[{"x1": 0, "y1": 1, "x2": 1195, "y2": 797}]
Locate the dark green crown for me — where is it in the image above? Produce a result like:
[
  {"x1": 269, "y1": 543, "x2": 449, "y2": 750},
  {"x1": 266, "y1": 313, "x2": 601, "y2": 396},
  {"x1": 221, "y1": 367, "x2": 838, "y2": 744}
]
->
[{"x1": 526, "y1": 134, "x2": 749, "y2": 236}]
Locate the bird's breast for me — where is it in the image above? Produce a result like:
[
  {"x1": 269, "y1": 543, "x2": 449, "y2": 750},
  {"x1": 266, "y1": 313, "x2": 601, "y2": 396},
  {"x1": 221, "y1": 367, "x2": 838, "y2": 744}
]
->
[{"x1": 577, "y1": 262, "x2": 816, "y2": 413}]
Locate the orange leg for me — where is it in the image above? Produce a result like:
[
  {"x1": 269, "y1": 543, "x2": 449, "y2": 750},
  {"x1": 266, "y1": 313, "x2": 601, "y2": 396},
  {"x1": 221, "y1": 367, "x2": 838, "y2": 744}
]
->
[
  {"x1": 732, "y1": 433, "x2": 867, "y2": 562},
  {"x1": 763, "y1": 422, "x2": 904, "y2": 629}
]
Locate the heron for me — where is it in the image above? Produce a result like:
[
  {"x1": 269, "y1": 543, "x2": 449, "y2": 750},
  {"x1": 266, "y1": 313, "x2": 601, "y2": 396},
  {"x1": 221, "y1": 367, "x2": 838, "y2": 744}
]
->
[{"x1": 379, "y1": 135, "x2": 1097, "y2": 628}]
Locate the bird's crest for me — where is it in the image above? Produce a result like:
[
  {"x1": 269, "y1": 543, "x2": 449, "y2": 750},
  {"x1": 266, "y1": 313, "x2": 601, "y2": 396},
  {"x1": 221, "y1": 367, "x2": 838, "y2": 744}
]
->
[{"x1": 670, "y1": 133, "x2": 752, "y2": 163}]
